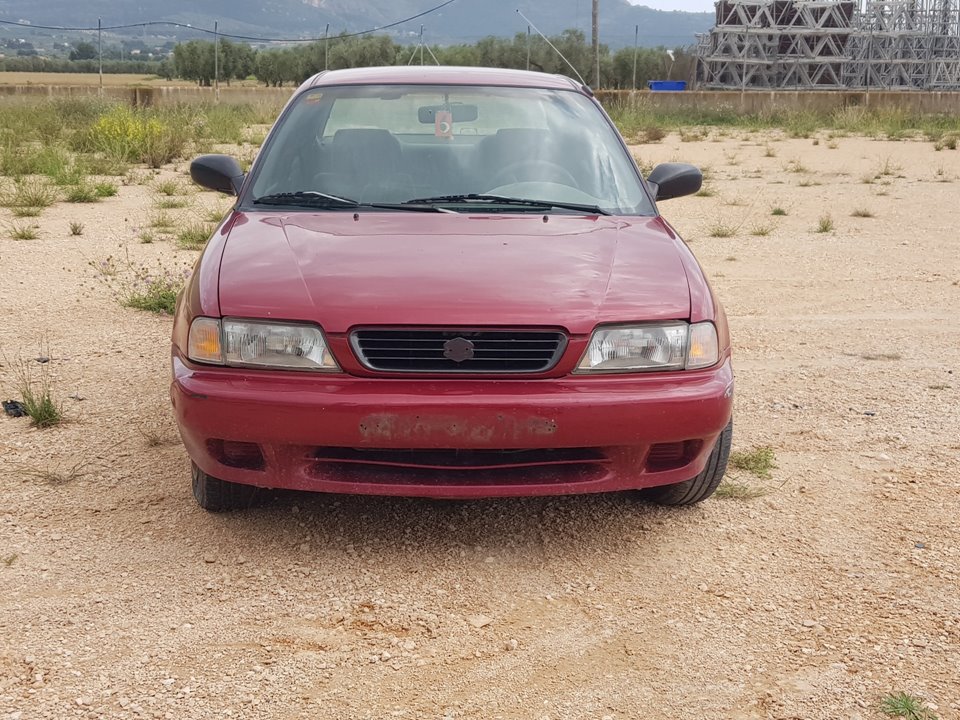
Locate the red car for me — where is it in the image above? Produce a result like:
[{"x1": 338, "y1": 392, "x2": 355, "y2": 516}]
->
[{"x1": 172, "y1": 66, "x2": 733, "y2": 511}]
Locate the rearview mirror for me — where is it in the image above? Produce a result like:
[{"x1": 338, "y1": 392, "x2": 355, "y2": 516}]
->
[
  {"x1": 418, "y1": 104, "x2": 479, "y2": 124},
  {"x1": 190, "y1": 154, "x2": 245, "y2": 196},
  {"x1": 646, "y1": 163, "x2": 702, "y2": 201}
]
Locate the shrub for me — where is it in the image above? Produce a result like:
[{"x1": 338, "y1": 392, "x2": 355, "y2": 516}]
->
[
  {"x1": 14, "y1": 360, "x2": 63, "y2": 429},
  {"x1": 65, "y1": 184, "x2": 99, "y2": 203},
  {"x1": 8, "y1": 222, "x2": 38, "y2": 240},
  {"x1": 75, "y1": 105, "x2": 188, "y2": 168},
  {"x1": 0, "y1": 178, "x2": 58, "y2": 209},
  {"x1": 124, "y1": 265, "x2": 189, "y2": 314},
  {"x1": 0, "y1": 144, "x2": 71, "y2": 178},
  {"x1": 176, "y1": 222, "x2": 213, "y2": 250},
  {"x1": 94, "y1": 182, "x2": 118, "y2": 198}
]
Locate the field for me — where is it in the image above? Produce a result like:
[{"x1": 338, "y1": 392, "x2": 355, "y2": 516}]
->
[
  {"x1": 0, "y1": 98, "x2": 958, "y2": 719},
  {"x1": 0, "y1": 72, "x2": 186, "y2": 87}
]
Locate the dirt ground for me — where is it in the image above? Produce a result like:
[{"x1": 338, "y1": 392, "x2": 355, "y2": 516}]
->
[{"x1": 1, "y1": 131, "x2": 958, "y2": 719}]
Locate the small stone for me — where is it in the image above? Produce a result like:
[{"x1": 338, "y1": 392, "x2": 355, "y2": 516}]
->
[
  {"x1": 915, "y1": 541, "x2": 926, "y2": 549},
  {"x1": 400, "y1": 639, "x2": 417, "y2": 652},
  {"x1": 76, "y1": 696, "x2": 91, "y2": 706},
  {"x1": 801, "y1": 619, "x2": 817, "y2": 628},
  {"x1": 466, "y1": 614, "x2": 493, "y2": 628},
  {"x1": 504, "y1": 639, "x2": 519, "y2": 651},
  {"x1": 203, "y1": 555, "x2": 216, "y2": 564}
]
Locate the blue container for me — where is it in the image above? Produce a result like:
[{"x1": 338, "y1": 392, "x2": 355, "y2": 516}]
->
[{"x1": 648, "y1": 80, "x2": 687, "y2": 91}]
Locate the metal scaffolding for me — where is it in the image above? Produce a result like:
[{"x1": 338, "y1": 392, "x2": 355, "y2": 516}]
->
[{"x1": 696, "y1": 0, "x2": 960, "y2": 89}]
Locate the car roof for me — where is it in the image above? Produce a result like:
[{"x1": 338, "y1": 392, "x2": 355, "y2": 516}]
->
[{"x1": 304, "y1": 66, "x2": 585, "y2": 92}]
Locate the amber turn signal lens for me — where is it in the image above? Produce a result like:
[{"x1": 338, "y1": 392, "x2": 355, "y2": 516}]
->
[
  {"x1": 188, "y1": 317, "x2": 223, "y2": 364},
  {"x1": 686, "y1": 322, "x2": 719, "y2": 370}
]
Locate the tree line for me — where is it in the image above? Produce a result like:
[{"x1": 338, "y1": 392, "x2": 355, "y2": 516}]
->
[{"x1": 0, "y1": 30, "x2": 695, "y2": 90}]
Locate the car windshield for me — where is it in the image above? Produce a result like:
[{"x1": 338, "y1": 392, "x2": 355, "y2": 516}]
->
[{"x1": 248, "y1": 84, "x2": 653, "y2": 215}]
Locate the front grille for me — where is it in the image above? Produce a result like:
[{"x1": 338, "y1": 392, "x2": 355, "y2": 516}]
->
[
  {"x1": 313, "y1": 447, "x2": 607, "y2": 470},
  {"x1": 350, "y1": 329, "x2": 567, "y2": 374},
  {"x1": 309, "y1": 447, "x2": 609, "y2": 486}
]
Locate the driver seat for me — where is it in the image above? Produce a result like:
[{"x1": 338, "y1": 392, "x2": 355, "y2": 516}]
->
[{"x1": 478, "y1": 128, "x2": 553, "y2": 187}]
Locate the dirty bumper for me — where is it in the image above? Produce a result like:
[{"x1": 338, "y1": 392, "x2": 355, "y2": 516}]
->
[{"x1": 170, "y1": 356, "x2": 734, "y2": 498}]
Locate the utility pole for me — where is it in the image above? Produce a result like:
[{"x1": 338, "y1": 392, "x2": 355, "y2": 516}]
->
[
  {"x1": 632, "y1": 24, "x2": 639, "y2": 89},
  {"x1": 420, "y1": 25, "x2": 424, "y2": 66},
  {"x1": 214, "y1": 20, "x2": 220, "y2": 102},
  {"x1": 324, "y1": 24, "x2": 329, "y2": 70},
  {"x1": 592, "y1": 0, "x2": 600, "y2": 88},
  {"x1": 526, "y1": 25, "x2": 531, "y2": 71},
  {"x1": 98, "y1": 17, "x2": 103, "y2": 98}
]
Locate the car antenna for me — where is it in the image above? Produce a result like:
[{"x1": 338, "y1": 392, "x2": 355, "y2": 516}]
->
[{"x1": 516, "y1": 9, "x2": 587, "y2": 87}]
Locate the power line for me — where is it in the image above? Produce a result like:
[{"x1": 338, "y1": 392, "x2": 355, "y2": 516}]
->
[{"x1": 0, "y1": 0, "x2": 460, "y2": 43}]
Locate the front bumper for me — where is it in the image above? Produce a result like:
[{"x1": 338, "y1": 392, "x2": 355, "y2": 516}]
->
[{"x1": 170, "y1": 354, "x2": 734, "y2": 498}]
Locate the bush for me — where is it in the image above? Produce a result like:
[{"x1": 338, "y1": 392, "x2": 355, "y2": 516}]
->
[
  {"x1": 123, "y1": 264, "x2": 189, "y2": 314},
  {"x1": 75, "y1": 105, "x2": 187, "y2": 168}
]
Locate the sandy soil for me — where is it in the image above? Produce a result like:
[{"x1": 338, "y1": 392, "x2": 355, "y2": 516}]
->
[{"x1": 1, "y1": 132, "x2": 958, "y2": 719}]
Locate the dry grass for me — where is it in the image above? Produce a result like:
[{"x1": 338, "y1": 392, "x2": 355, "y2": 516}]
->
[
  {"x1": 715, "y1": 480, "x2": 769, "y2": 500},
  {"x1": 19, "y1": 458, "x2": 89, "y2": 485},
  {"x1": 0, "y1": 72, "x2": 257, "y2": 87}
]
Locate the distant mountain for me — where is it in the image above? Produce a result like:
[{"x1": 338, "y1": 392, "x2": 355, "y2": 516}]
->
[{"x1": 0, "y1": 0, "x2": 713, "y2": 49}]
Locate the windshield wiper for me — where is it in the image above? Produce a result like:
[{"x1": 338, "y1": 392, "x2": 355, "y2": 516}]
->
[
  {"x1": 254, "y1": 191, "x2": 360, "y2": 207},
  {"x1": 253, "y1": 191, "x2": 449, "y2": 212},
  {"x1": 403, "y1": 194, "x2": 611, "y2": 216}
]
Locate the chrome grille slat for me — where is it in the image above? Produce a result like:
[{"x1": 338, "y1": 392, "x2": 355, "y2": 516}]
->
[{"x1": 351, "y1": 329, "x2": 567, "y2": 374}]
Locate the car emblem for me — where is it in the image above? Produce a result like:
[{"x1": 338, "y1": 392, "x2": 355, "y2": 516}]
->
[{"x1": 442, "y1": 337, "x2": 475, "y2": 363}]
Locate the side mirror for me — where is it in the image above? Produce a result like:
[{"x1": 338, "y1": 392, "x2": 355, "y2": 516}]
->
[
  {"x1": 190, "y1": 154, "x2": 245, "y2": 196},
  {"x1": 647, "y1": 163, "x2": 702, "y2": 201}
]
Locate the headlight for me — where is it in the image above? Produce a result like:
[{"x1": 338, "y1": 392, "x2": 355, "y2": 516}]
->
[
  {"x1": 187, "y1": 318, "x2": 340, "y2": 371},
  {"x1": 575, "y1": 322, "x2": 718, "y2": 373}
]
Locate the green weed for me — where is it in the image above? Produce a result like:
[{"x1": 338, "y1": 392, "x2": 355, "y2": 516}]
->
[
  {"x1": 176, "y1": 222, "x2": 213, "y2": 250},
  {"x1": 730, "y1": 446, "x2": 776, "y2": 480},
  {"x1": 880, "y1": 692, "x2": 938, "y2": 720},
  {"x1": 12, "y1": 357, "x2": 63, "y2": 429}
]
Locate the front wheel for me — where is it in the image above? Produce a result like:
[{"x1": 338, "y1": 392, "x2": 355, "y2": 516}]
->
[
  {"x1": 640, "y1": 420, "x2": 732, "y2": 506},
  {"x1": 191, "y1": 462, "x2": 261, "y2": 512}
]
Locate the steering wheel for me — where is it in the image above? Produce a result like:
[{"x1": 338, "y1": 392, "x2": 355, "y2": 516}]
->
[{"x1": 491, "y1": 160, "x2": 578, "y2": 189}]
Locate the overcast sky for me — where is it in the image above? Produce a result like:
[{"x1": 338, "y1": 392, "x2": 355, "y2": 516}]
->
[{"x1": 627, "y1": 0, "x2": 715, "y2": 12}]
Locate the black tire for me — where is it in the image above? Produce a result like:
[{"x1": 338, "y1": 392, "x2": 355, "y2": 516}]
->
[
  {"x1": 640, "y1": 420, "x2": 732, "y2": 506},
  {"x1": 191, "y1": 462, "x2": 261, "y2": 512}
]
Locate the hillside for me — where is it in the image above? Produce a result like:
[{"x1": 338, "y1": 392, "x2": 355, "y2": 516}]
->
[{"x1": 0, "y1": 0, "x2": 713, "y2": 49}]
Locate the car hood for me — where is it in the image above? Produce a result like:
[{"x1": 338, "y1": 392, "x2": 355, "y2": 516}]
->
[{"x1": 217, "y1": 212, "x2": 691, "y2": 336}]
